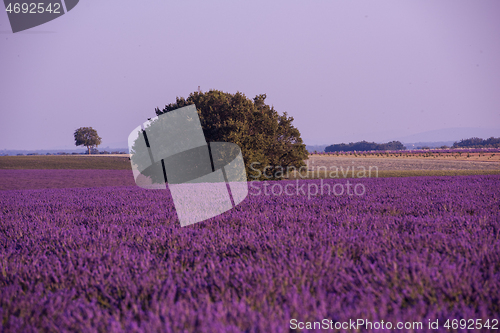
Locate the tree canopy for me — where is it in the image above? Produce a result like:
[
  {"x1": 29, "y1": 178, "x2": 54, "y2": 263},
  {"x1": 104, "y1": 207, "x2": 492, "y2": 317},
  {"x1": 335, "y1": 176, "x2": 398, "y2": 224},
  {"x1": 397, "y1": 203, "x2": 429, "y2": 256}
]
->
[
  {"x1": 74, "y1": 127, "x2": 102, "y2": 155},
  {"x1": 154, "y1": 90, "x2": 308, "y2": 180},
  {"x1": 325, "y1": 140, "x2": 406, "y2": 152},
  {"x1": 452, "y1": 137, "x2": 500, "y2": 148}
]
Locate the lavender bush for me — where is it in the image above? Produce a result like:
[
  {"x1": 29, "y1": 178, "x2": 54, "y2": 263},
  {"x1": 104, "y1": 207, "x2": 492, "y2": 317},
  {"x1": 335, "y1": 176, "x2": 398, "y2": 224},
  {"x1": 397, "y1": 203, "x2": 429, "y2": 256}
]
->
[{"x1": 1, "y1": 175, "x2": 499, "y2": 332}]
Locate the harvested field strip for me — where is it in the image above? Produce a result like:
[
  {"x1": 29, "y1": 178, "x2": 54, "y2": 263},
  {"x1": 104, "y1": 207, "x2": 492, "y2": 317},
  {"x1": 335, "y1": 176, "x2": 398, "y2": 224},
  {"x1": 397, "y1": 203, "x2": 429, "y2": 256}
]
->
[
  {"x1": 306, "y1": 156, "x2": 500, "y2": 171},
  {"x1": 287, "y1": 169, "x2": 500, "y2": 180},
  {"x1": 0, "y1": 156, "x2": 131, "y2": 170}
]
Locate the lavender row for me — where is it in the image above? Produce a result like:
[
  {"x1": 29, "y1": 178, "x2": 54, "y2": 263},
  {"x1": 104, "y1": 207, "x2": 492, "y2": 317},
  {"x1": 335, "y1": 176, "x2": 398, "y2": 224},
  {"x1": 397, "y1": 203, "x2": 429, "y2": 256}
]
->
[
  {"x1": 1, "y1": 175, "x2": 499, "y2": 332},
  {"x1": 0, "y1": 169, "x2": 135, "y2": 191}
]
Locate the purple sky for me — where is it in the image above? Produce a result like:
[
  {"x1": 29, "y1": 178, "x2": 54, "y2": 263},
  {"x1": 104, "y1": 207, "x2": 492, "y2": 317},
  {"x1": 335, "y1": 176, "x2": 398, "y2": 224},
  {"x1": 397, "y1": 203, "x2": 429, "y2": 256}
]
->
[{"x1": 1, "y1": 0, "x2": 499, "y2": 150}]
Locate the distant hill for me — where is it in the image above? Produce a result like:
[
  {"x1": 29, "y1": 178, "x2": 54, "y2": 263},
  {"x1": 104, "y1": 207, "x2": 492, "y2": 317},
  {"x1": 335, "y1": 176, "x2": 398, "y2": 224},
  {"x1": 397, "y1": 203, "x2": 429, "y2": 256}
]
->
[
  {"x1": 309, "y1": 128, "x2": 500, "y2": 152},
  {"x1": 308, "y1": 141, "x2": 455, "y2": 152},
  {"x1": 306, "y1": 144, "x2": 329, "y2": 153},
  {"x1": 393, "y1": 127, "x2": 500, "y2": 143}
]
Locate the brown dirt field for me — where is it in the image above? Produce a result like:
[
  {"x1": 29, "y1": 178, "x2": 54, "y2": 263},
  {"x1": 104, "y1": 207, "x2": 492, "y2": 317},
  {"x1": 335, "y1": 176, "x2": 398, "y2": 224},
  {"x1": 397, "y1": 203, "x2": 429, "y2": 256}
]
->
[
  {"x1": 0, "y1": 155, "x2": 131, "y2": 170},
  {"x1": 306, "y1": 155, "x2": 500, "y2": 171},
  {"x1": 279, "y1": 155, "x2": 500, "y2": 179}
]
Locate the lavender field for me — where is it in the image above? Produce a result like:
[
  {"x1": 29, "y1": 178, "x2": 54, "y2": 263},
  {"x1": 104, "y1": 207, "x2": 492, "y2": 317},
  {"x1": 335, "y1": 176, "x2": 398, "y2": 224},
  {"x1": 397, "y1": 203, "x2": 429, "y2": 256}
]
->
[{"x1": 1, "y1": 175, "x2": 500, "y2": 332}]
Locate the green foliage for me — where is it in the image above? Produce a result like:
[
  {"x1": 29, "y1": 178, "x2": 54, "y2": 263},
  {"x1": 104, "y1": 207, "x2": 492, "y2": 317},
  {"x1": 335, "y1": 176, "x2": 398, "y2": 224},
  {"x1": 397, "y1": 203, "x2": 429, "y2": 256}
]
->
[
  {"x1": 74, "y1": 127, "x2": 102, "y2": 155},
  {"x1": 452, "y1": 137, "x2": 500, "y2": 148},
  {"x1": 155, "y1": 90, "x2": 308, "y2": 180},
  {"x1": 325, "y1": 140, "x2": 406, "y2": 152}
]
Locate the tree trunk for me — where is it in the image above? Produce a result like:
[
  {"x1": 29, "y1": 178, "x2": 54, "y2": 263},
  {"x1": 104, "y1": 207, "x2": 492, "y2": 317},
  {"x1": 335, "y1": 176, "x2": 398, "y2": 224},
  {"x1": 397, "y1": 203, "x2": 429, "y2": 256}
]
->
[{"x1": 88, "y1": 146, "x2": 91, "y2": 155}]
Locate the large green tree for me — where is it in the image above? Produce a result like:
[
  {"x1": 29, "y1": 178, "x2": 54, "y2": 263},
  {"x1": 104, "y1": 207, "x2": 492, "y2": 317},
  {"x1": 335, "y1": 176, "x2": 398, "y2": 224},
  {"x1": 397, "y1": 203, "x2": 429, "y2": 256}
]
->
[
  {"x1": 74, "y1": 127, "x2": 102, "y2": 155},
  {"x1": 155, "y1": 90, "x2": 308, "y2": 180}
]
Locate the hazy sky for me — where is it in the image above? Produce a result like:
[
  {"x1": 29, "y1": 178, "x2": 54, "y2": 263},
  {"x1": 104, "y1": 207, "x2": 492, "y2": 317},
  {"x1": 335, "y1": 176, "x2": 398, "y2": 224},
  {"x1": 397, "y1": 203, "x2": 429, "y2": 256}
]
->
[{"x1": 1, "y1": 0, "x2": 499, "y2": 149}]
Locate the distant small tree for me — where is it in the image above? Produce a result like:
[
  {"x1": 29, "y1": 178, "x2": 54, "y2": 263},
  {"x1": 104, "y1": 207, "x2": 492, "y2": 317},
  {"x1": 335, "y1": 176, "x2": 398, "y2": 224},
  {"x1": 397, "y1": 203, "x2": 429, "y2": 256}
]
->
[{"x1": 74, "y1": 127, "x2": 102, "y2": 155}]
